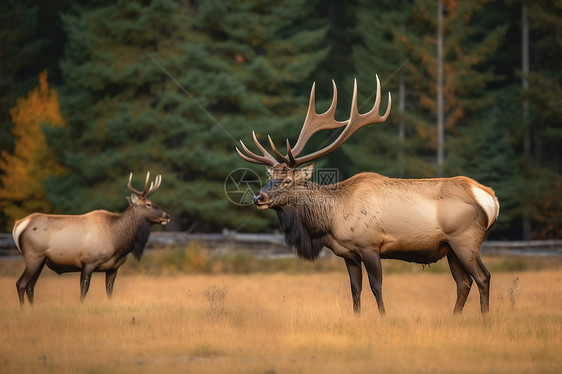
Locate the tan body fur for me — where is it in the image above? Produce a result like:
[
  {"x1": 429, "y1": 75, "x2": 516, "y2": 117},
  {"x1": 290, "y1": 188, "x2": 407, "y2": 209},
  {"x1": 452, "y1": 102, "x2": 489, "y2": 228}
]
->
[
  {"x1": 325, "y1": 173, "x2": 498, "y2": 261},
  {"x1": 14, "y1": 211, "x2": 136, "y2": 274}
]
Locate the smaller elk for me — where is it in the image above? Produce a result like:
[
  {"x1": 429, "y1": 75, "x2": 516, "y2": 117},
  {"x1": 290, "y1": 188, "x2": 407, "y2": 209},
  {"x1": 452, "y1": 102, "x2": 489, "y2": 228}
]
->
[{"x1": 13, "y1": 172, "x2": 170, "y2": 305}]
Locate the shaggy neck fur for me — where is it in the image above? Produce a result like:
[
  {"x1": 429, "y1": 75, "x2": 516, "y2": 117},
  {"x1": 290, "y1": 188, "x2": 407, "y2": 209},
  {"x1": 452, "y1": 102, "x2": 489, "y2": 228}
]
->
[
  {"x1": 274, "y1": 183, "x2": 335, "y2": 261},
  {"x1": 114, "y1": 207, "x2": 152, "y2": 260}
]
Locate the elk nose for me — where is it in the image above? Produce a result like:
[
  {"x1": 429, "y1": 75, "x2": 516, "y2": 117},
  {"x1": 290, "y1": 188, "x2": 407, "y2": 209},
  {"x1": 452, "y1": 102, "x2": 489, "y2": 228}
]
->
[{"x1": 253, "y1": 194, "x2": 263, "y2": 204}]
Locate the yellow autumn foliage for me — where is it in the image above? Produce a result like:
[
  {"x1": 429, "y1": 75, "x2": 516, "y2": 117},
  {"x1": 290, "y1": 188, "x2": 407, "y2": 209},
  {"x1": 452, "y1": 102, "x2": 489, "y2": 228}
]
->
[{"x1": 0, "y1": 71, "x2": 66, "y2": 228}]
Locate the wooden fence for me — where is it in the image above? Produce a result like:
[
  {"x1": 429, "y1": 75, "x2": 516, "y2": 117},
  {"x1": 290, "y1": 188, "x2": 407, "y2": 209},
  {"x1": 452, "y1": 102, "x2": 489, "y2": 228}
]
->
[{"x1": 1, "y1": 231, "x2": 561, "y2": 258}]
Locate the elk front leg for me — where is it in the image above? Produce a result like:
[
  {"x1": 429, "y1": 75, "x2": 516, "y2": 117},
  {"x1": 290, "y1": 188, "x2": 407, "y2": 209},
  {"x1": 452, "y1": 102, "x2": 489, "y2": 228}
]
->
[
  {"x1": 344, "y1": 257, "x2": 363, "y2": 314},
  {"x1": 80, "y1": 264, "x2": 95, "y2": 302},
  {"x1": 105, "y1": 269, "x2": 118, "y2": 299},
  {"x1": 361, "y1": 249, "x2": 386, "y2": 316}
]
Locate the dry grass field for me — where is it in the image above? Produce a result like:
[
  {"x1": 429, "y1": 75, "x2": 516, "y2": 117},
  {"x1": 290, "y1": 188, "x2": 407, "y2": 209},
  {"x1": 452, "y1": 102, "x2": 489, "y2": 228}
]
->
[{"x1": 0, "y1": 252, "x2": 561, "y2": 374}]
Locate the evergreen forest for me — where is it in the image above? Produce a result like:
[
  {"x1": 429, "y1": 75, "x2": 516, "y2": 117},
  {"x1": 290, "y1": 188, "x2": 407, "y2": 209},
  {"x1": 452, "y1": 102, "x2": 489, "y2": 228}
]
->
[{"x1": 1, "y1": 0, "x2": 561, "y2": 240}]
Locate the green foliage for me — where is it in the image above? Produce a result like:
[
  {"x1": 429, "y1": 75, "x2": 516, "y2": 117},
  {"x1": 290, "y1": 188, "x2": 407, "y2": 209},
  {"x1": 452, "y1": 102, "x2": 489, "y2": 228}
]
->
[
  {"x1": 0, "y1": 0, "x2": 43, "y2": 154},
  {"x1": 48, "y1": 0, "x2": 328, "y2": 231},
  {"x1": 1, "y1": 0, "x2": 561, "y2": 238}
]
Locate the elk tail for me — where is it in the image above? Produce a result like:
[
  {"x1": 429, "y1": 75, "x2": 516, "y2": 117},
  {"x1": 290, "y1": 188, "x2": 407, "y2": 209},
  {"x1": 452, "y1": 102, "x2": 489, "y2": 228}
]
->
[
  {"x1": 12, "y1": 217, "x2": 31, "y2": 253},
  {"x1": 471, "y1": 185, "x2": 500, "y2": 230}
]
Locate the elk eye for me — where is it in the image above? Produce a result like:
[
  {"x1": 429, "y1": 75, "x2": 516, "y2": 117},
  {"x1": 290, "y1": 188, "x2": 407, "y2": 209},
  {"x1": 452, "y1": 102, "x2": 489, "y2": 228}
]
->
[
  {"x1": 146, "y1": 202, "x2": 152, "y2": 208},
  {"x1": 284, "y1": 179, "x2": 291, "y2": 184}
]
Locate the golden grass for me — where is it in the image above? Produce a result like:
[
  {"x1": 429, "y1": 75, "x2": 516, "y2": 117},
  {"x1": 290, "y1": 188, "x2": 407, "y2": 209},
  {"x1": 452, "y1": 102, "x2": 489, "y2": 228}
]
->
[{"x1": 0, "y1": 258, "x2": 561, "y2": 374}]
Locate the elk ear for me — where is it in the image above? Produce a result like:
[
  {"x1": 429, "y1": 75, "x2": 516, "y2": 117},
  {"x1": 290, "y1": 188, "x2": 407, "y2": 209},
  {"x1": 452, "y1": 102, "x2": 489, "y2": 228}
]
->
[
  {"x1": 129, "y1": 194, "x2": 140, "y2": 205},
  {"x1": 266, "y1": 166, "x2": 274, "y2": 176},
  {"x1": 296, "y1": 163, "x2": 314, "y2": 182}
]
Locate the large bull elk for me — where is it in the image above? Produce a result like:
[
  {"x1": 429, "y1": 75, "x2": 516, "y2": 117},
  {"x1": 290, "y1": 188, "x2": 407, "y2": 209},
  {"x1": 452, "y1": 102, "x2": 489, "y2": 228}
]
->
[
  {"x1": 12, "y1": 172, "x2": 170, "y2": 305},
  {"x1": 236, "y1": 77, "x2": 499, "y2": 315}
]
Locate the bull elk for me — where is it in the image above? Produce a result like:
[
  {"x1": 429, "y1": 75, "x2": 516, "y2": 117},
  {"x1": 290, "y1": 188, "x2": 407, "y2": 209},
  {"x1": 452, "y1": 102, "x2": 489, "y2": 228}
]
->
[
  {"x1": 12, "y1": 172, "x2": 170, "y2": 305},
  {"x1": 236, "y1": 76, "x2": 499, "y2": 315}
]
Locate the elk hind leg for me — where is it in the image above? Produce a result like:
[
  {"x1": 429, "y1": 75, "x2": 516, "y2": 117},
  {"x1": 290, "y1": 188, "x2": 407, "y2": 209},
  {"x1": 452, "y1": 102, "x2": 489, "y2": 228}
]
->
[
  {"x1": 16, "y1": 258, "x2": 45, "y2": 306},
  {"x1": 448, "y1": 238, "x2": 491, "y2": 314},
  {"x1": 361, "y1": 249, "x2": 386, "y2": 316},
  {"x1": 447, "y1": 251, "x2": 473, "y2": 314},
  {"x1": 344, "y1": 257, "x2": 363, "y2": 313}
]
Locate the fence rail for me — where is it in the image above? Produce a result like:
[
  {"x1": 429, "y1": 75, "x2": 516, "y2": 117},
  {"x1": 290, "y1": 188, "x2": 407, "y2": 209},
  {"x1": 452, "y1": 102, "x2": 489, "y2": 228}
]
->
[{"x1": 1, "y1": 232, "x2": 561, "y2": 258}]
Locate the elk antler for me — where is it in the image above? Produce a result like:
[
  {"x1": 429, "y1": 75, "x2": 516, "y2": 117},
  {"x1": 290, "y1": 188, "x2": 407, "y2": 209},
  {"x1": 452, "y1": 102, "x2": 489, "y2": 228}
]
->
[
  {"x1": 236, "y1": 76, "x2": 391, "y2": 168},
  {"x1": 127, "y1": 172, "x2": 162, "y2": 198},
  {"x1": 235, "y1": 131, "x2": 278, "y2": 166}
]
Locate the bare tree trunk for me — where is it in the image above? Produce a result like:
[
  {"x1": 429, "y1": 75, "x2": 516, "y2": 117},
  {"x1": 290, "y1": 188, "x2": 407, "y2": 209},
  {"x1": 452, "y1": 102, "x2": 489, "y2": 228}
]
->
[
  {"x1": 522, "y1": 5, "x2": 530, "y2": 157},
  {"x1": 436, "y1": 0, "x2": 445, "y2": 177},
  {"x1": 398, "y1": 72, "x2": 405, "y2": 177},
  {"x1": 522, "y1": 4, "x2": 532, "y2": 240}
]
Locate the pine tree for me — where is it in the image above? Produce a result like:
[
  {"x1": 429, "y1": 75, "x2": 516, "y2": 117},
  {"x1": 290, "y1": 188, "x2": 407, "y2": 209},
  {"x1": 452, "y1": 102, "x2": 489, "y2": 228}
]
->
[
  {"x1": 398, "y1": 0, "x2": 506, "y2": 176},
  {"x1": 50, "y1": 0, "x2": 328, "y2": 231},
  {"x1": 520, "y1": 1, "x2": 562, "y2": 238},
  {"x1": 0, "y1": 0, "x2": 45, "y2": 155},
  {"x1": 0, "y1": 71, "x2": 66, "y2": 228},
  {"x1": 352, "y1": 0, "x2": 435, "y2": 178}
]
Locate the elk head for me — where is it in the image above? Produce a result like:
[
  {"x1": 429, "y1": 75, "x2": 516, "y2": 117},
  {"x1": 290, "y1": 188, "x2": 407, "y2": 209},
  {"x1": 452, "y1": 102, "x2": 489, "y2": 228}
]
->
[
  {"x1": 127, "y1": 172, "x2": 170, "y2": 225},
  {"x1": 253, "y1": 163, "x2": 315, "y2": 209},
  {"x1": 237, "y1": 76, "x2": 392, "y2": 209}
]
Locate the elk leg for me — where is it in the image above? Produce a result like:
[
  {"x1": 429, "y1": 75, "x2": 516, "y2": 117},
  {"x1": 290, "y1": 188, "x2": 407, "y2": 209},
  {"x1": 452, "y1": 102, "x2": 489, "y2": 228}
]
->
[
  {"x1": 361, "y1": 249, "x2": 386, "y2": 316},
  {"x1": 16, "y1": 258, "x2": 44, "y2": 306},
  {"x1": 344, "y1": 257, "x2": 363, "y2": 313},
  {"x1": 105, "y1": 269, "x2": 118, "y2": 299},
  {"x1": 80, "y1": 265, "x2": 95, "y2": 302},
  {"x1": 446, "y1": 251, "x2": 473, "y2": 314},
  {"x1": 25, "y1": 261, "x2": 45, "y2": 305},
  {"x1": 448, "y1": 238, "x2": 491, "y2": 314}
]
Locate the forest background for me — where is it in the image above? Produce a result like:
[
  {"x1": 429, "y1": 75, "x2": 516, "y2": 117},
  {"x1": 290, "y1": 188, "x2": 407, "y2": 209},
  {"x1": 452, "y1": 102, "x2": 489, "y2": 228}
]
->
[{"x1": 0, "y1": 0, "x2": 560, "y2": 240}]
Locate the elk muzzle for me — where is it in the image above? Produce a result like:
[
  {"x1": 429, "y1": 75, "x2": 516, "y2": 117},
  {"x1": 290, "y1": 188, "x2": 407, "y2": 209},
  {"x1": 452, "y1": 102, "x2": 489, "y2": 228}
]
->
[
  {"x1": 253, "y1": 192, "x2": 271, "y2": 209},
  {"x1": 159, "y1": 212, "x2": 171, "y2": 225}
]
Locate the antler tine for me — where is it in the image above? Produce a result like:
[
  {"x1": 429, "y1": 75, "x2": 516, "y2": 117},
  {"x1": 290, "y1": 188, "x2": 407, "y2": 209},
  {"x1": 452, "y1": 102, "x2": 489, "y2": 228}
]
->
[
  {"x1": 286, "y1": 138, "x2": 296, "y2": 166},
  {"x1": 236, "y1": 147, "x2": 265, "y2": 165},
  {"x1": 145, "y1": 174, "x2": 162, "y2": 197},
  {"x1": 127, "y1": 172, "x2": 145, "y2": 196},
  {"x1": 236, "y1": 134, "x2": 277, "y2": 166},
  {"x1": 142, "y1": 171, "x2": 151, "y2": 195},
  {"x1": 359, "y1": 75, "x2": 391, "y2": 122},
  {"x1": 291, "y1": 76, "x2": 392, "y2": 168},
  {"x1": 290, "y1": 80, "x2": 347, "y2": 158},
  {"x1": 268, "y1": 135, "x2": 291, "y2": 165},
  {"x1": 251, "y1": 131, "x2": 278, "y2": 165}
]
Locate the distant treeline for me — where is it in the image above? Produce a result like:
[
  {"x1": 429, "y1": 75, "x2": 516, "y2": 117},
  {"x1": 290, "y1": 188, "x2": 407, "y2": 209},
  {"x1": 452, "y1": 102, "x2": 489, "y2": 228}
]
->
[{"x1": 0, "y1": 0, "x2": 560, "y2": 239}]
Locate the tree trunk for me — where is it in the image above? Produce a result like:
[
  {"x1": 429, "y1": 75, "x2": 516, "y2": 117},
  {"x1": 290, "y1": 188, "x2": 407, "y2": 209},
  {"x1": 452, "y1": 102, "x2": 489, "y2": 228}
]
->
[
  {"x1": 398, "y1": 72, "x2": 406, "y2": 177},
  {"x1": 522, "y1": 4, "x2": 532, "y2": 240},
  {"x1": 436, "y1": 0, "x2": 445, "y2": 177}
]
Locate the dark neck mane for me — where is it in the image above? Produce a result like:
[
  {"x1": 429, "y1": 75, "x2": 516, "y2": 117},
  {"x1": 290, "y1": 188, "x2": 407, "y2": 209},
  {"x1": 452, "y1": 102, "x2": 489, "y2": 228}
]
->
[
  {"x1": 115, "y1": 208, "x2": 152, "y2": 260},
  {"x1": 274, "y1": 184, "x2": 334, "y2": 261}
]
